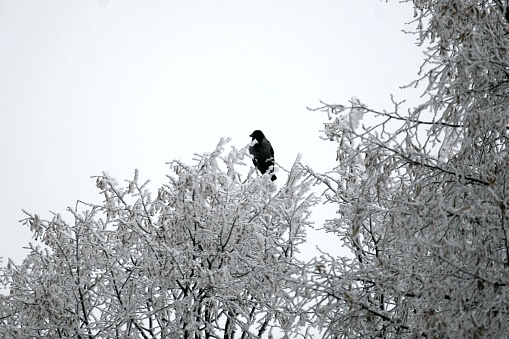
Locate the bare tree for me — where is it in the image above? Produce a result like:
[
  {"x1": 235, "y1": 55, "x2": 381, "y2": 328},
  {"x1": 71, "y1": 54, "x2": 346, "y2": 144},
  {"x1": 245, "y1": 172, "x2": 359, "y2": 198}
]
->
[
  {"x1": 306, "y1": 1, "x2": 509, "y2": 337},
  {"x1": 0, "y1": 139, "x2": 317, "y2": 338}
]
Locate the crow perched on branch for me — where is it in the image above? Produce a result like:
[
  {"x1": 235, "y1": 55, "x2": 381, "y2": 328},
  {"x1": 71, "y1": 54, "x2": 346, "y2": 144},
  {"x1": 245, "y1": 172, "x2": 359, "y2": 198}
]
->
[{"x1": 249, "y1": 130, "x2": 277, "y2": 181}]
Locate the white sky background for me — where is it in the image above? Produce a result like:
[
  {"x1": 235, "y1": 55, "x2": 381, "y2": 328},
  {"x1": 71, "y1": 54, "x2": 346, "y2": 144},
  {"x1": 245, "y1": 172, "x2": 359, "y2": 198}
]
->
[{"x1": 0, "y1": 0, "x2": 424, "y2": 264}]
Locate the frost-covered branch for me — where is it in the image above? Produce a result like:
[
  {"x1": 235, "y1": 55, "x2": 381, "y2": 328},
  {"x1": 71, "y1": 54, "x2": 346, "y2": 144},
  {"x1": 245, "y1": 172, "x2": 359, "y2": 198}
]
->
[
  {"x1": 0, "y1": 139, "x2": 317, "y2": 338},
  {"x1": 305, "y1": 1, "x2": 509, "y2": 337}
]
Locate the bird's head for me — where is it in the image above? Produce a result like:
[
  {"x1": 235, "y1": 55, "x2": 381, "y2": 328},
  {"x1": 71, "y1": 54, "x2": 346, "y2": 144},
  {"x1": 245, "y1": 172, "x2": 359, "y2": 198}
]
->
[{"x1": 249, "y1": 130, "x2": 265, "y2": 142}]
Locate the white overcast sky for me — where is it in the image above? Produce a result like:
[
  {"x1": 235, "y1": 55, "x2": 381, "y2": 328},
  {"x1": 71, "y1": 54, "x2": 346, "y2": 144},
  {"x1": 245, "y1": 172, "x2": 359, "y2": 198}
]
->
[{"x1": 0, "y1": 0, "x2": 424, "y2": 264}]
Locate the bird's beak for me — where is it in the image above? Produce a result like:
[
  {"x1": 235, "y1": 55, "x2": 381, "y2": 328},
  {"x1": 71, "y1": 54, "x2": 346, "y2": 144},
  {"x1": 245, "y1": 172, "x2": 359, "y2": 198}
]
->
[{"x1": 249, "y1": 133, "x2": 254, "y2": 138}]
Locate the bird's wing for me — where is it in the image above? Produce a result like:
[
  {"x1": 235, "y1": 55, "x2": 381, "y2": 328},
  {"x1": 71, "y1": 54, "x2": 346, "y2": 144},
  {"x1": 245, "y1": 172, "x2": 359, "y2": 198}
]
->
[{"x1": 260, "y1": 139, "x2": 274, "y2": 158}]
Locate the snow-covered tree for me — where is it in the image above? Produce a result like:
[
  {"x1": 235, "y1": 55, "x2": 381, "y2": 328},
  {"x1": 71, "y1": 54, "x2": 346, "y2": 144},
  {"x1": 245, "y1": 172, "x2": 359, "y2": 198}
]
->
[
  {"x1": 307, "y1": 1, "x2": 509, "y2": 338},
  {"x1": 0, "y1": 139, "x2": 318, "y2": 338}
]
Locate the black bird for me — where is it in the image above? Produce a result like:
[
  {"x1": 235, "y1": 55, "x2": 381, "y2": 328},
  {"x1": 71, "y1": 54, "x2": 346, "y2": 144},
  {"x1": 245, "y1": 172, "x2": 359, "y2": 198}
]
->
[{"x1": 249, "y1": 130, "x2": 277, "y2": 181}]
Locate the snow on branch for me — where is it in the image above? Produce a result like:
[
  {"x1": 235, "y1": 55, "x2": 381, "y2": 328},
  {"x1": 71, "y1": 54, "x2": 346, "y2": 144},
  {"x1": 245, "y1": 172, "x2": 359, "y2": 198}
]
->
[{"x1": 0, "y1": 139, "x2": 318, "y2": 338}]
